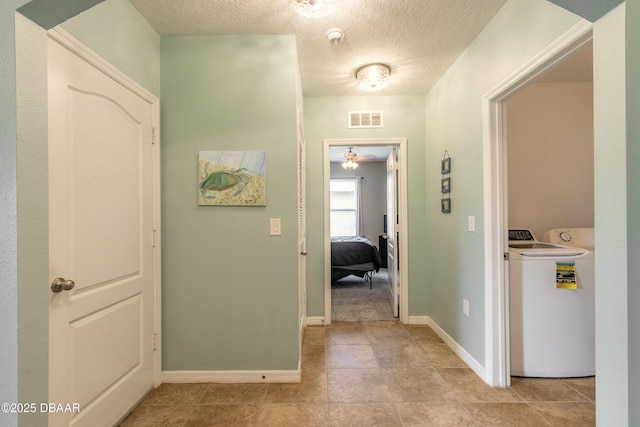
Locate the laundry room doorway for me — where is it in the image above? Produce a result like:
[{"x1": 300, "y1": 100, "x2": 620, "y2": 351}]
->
[
  {"x1": 323, "y1": 139, "x2": 409, "y2": 324},
  {"x1": 482, "y1": 21, "x2": 594, "y2": 387}
]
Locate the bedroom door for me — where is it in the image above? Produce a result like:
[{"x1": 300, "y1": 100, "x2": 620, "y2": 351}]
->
[
  {"x1": 48, "y1": 34, "x2": 157, "y2": 426},
  {"x1": 386, "y1": 151, "x2": 400, "y2": 317}
]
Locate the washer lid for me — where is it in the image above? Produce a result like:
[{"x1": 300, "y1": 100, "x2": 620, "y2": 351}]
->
[{"x1": 509, "y1": 242, "x2": 586, "y2": 256}]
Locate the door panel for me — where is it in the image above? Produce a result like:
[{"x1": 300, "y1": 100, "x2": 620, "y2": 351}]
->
[
  {"x1": 71, "y1": 88, "x2": 142, "y2": 287},
  {"x1": 48, "y1": 36, "x2": 154, "y2": 427},
  {"x1": 71, "y1": 296, "x2": 141, "y2": 408}
]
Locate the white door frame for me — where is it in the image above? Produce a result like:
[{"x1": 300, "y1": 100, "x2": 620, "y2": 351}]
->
[
  {"x1": 323, "y1": 138, "x2": 409, "y2": 324},
  {"x1": 48, "y1": 28, "x2": 162, "y2": 387},
  {"x1": 481, "y1": 20, "x2": 592, "y2": 387}
]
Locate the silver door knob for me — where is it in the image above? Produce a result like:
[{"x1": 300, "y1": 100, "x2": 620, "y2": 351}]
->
[
  {"x1": 300, "y1": 250, "x2": 307, "y2": 255},
  {"x1": 51, "y1": 277, "x2": 75, "y2": 293}
]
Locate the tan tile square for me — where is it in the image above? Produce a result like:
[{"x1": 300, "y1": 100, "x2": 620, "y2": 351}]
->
[
  {"x1": 361, "y1": 320, "x2": 402, "y2": 328},
  {"x1": 382, "y1": 368, "x2": 458, "y2": 403},
  {"x1": 303, "y1": 327, "x2": 326, "y2": 346},
  {"x1": 422, "y1": 343, "x2": 467, "y2": 367},
  {"x1": 326, "y1": 344, "x2": 378, "y2": 368},
  {"x1": 326, "y1": 327, "x2": 369, "y2": 345},
  {"x1": 326, "y1": 321, "x2": 363, "y2": 328},
  {"x1": 371, "y1": 343, "x2": 432, "y2": 368},
  {"x1": 465, "y1": 402, "x2": 552, "y2": 426},
  {"x1": 302, "y1": 344, "x2": 326, "y2": 371},
  {"x1": 329, "y1": 403, "x2": 402, "y2": 426},
  {"x1": 328, "y1": 369, "x2": 391, "y2": 402},
  {"x1": 364, "y1": 324, "x2": 412, "y2": 345},
  {"x1": 141, "y1": 383, "x2": 209, "y2": 405},
  {"x1": 563, "y1": 377, "x2": 596, "y2": 401},
  {"x1": 529, "y1": 401, "x2": 595, "y2": 427},
  {"x1": 185, "y1": 404, "x2": 260, "y2": 426},
  {"x1": 199, "y1": 383, "x2": 267, "y2": 404},
  {"x1": 265, "y1": 369, "x2": 328, "y2": 403},
  {"x1": 403, "y1": 326, "x2": 444, "y2": 345},
  {"x1": 437, "y1": 368, "x2": 522, "y2": 403},
  {"x1": 120, "y1": 404, "x2": 195, "y2": 426},
  {"x1": 510, "y1": 377, "x2": 589, "y2": 402},
  {"x1": 396, "y1": 402, "x2": 476, "y2": 426},
  {"x1": 258, "y1": 403, "x2": 329, "y2": 427}
]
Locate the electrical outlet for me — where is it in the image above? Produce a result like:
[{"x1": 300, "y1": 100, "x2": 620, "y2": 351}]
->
[{"x1": 463, "y1": 299, "x2": 470, "y2": 317}]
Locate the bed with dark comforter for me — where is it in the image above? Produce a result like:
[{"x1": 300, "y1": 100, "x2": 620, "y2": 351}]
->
[{"x1": 331, "y1": 236, "x2": 383, "y2": 285}]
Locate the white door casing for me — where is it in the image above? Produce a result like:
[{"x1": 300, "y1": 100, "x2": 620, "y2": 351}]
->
[
  {"x1": 482, "y1": 21, "x2": 592, "y2": 387},
  {"x1": 48, "y1": 29, "x2": 160, "y2": 426},
  {"x1": 323, "y1": 139, "x2": 409, "y2": 324}
]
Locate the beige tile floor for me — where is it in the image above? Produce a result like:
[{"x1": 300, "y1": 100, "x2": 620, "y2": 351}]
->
[{"x1": 120, "y1": 321, "x2": 595, "y2": 426}]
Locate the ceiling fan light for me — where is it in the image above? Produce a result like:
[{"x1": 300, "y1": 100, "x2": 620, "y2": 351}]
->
[
  {"x1": 356, "y1": 63, "x2": 391, "y2": 92},
  {"x1": 342, "y1": 147, "x2": 359, "y2": 169}
]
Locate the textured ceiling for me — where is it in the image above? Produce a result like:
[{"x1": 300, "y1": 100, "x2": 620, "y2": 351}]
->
[{"x1": 129, "y1": 0, "x2": 508, "y2": 96}]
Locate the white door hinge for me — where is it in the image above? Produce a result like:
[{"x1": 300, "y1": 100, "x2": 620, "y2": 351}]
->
[
  {"x1": 153, "y1": 333, "x2": 158, "y2": 351},
  {"x1": 152, "y1": 230, "x2": 158, "y2": 247},
  {"x1": 152, "y1": 127, "x2": 156, "y2": 145}
]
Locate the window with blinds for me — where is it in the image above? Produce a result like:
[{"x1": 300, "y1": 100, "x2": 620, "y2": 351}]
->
[{"x1": 330, "y1": 179, "x2": 359, "y2": 237}]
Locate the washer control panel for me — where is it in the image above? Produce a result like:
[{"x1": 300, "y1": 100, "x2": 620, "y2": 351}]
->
[{"x1": 509, "y1": 229, "x2": 536, "y2": 241}]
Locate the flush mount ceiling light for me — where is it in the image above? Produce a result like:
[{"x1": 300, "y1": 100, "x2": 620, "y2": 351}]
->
[
  {"x1": 342, "y1": 147, "x2": 359, "y2": 170},
  {"x1": 355, "y1": 63, "x2": 391, "y2": 92}
]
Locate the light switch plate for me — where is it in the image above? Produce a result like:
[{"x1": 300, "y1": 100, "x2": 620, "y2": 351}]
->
[
  {"x1": 270, "y1": 218, "x2": 281, "y2": 236},
  {"x1": 468, "y1": 216, "x2": 475, "y2": 232}
]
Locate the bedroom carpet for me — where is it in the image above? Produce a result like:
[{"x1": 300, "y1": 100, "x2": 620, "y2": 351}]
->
[{"x1": 331, "y1": 268, "x2": 395, "y2": 321}]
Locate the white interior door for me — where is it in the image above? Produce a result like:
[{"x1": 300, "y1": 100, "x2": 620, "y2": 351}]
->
[
  {"x1": 386, "y1": 151, "x2": 400, "y2": 317},
  {"x1": 48, "y1": 35, "x2": 156, "y2": 426}
]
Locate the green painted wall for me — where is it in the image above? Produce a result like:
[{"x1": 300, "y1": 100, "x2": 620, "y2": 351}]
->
[
  {"x1": 627, "y1": 0, "x2": 640, "y2": 423},
  {"x1": 0, "y1": 4, "x2": 30, "y2": 423},
  {"x1": 304, "y1": 96, "x2": 427, "y2": 318},
  {"x1": 161, "y1": 35, "x2": 300, "y2": 371},
  {"x1": 424, "y1": 0, "x2": 581, "y2": 365},
  {"x1": 60, "y1": 0, "x2": 160, "y2": 96},
  {"x1": 547, "y1": 0, "x2": 624, "y2": 21},
  {"x1": 16, "y1": 0, "x2": 103, "y2": 29}
]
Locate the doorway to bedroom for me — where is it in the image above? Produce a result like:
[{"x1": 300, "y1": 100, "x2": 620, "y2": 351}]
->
[{"x1": 324, "y1": 139, "x2": 409, "y2": 324}]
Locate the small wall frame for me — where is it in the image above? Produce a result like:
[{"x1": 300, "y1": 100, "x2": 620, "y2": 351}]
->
[
  {"x1": 441, "y1": 198, "x2": 451, "y2": 213},
  {"x1": 441, "y1": 157, "x2": 451, "y2": 174},
  {"x1": 441, "y1": 177, "x2": 451, "y2": 194}
]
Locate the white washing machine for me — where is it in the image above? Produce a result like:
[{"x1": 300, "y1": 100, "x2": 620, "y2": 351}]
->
[{"x1": 509, "y1": 229, "x2": 595, "y2": 378}]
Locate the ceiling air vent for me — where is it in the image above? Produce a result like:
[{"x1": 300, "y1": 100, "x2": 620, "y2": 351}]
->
[{"x1": 348, "y1": 111, "x2": 383, "y2": 129}]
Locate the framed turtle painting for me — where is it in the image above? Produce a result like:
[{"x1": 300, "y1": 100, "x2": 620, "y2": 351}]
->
[{"x1": 198, "y1": 151, "x2": 267, "y2": 206}]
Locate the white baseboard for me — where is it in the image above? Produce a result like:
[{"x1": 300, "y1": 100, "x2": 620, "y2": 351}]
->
[
  {"x1": 407, "y1": 316, "x2": 430, "y2": 325},
  {"x1": 305, "y1": 316, "x2": 326, "y2": 326},
  {"x1": 425, "y1": 317, "x2": 486, "y2": 380},
  {"x1": 162, "y1": 369, "x2": 300, "y2": 383}
]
